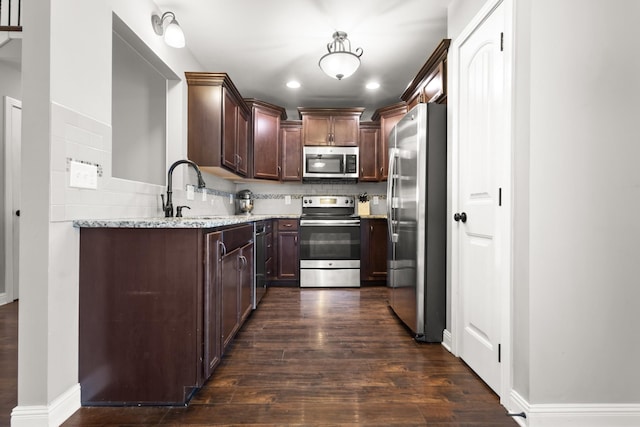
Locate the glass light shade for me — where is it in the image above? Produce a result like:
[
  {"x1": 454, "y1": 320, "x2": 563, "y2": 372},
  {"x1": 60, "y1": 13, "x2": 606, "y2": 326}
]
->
[
  {"x1": 319, "y1": 52, "x2": 361, "y2": 80},
  {"x1": 164, "y1": 19, "x2": 185, "y2": 48}
]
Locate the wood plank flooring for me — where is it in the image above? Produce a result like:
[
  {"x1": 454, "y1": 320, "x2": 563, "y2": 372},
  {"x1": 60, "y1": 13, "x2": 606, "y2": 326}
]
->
[{"x1": 4, "y1": 288, "x2": 517, "y2": 426}]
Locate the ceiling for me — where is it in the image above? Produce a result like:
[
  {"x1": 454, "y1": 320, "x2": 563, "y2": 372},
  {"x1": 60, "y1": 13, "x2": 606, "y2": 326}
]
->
[{"x1": 156, "y1": 0, "x2": 449, "y2": 120}]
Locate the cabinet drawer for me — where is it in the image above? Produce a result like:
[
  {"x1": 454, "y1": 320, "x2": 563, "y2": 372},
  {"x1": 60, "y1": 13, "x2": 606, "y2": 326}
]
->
[
  {"x1": 222, "y1": 224, "x2": 253, "y2": 252},
  {"x1": 277, "y1": 219, "x2": 299, "y2": 231}
]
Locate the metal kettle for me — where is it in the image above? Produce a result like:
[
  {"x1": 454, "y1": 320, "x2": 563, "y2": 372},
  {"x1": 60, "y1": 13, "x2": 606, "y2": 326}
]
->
[{"x1": 236, "y1": 189, "x2": 254, "y2": 215}]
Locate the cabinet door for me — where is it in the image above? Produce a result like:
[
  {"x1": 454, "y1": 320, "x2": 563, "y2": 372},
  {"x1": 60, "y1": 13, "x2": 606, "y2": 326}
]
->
[
  {"x1": 222, "y1": 90, "x2": 238, "y2": 171},
  {"x1": 277, "y1": 232, "x2": 299, "y2": 280},
  {"x1": 361, "y1": 219, "x2": 388, "y2": 282},
  {"x1": 303, "y1": 115, "x2": 331, "y2": 145},
  {"x1": 239, "y1": 242, "x2": 254, "y2": 323},
  {"x1": 236, "y1": 109, "x2": 249, "y2": 177},
  {"x1": 253, "y1": 108, "x2": 281, "y2": 180},
  {"x1": 221, "y1": 246, "x2": 241, "y2": 352},
  {"x1": 204, "y1": 231, "x2": 222, "y2": 379},
  {"x1": 332, "y1": 115, "x2": 359, "y2": 146},
  {"x1": 358, "y1": 126, "x2": 379, "y2": 181},
  {"x1": 379, "y1": 110, "x2": 406, "y2": 181},
  {"x1": 281, "y1": 125, "x2": 302, "y2": 181}
]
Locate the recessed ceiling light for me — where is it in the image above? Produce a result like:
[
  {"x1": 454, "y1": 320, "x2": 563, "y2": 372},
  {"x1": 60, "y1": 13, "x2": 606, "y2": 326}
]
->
[
  {"x1": 286, "y1": 81, "x2": 301, "y2": 89},
  {"x1": 366, "y1": 82, "x2": 380, "y2": 90}
]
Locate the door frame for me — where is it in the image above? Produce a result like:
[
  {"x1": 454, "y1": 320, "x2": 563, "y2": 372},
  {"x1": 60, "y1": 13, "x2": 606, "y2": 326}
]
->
[
  {"x1": 448, "y1": 0, "x2": 514, "y2": 404},
  {"x1": 3, "y1": 95, "x2": 21, "y2": 305}
]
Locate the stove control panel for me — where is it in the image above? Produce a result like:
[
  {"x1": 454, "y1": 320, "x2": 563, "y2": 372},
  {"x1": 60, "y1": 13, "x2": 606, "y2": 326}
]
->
[{"x1": 302, "y1": 196, "x2": 355, "y2": 207}]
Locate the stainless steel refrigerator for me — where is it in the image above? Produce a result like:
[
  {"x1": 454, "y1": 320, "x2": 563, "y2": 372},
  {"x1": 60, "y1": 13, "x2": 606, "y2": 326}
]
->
[{"x1": 386, "y1": 103, "x2": 446, "y2": 342}]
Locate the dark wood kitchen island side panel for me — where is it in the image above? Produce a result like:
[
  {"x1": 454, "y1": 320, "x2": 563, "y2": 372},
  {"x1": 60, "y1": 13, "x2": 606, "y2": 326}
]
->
[{"x1": 78, "y1": 224, "x2": 253, "y2": 406}]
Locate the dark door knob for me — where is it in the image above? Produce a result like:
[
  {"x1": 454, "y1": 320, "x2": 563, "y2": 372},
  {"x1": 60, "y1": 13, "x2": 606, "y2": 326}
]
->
[
  {"x1": 15, "y1": 210, "x2": 20, "y2": 217},
  {"x1": 454, "y1": 212, "x2": 467, "y2": 223}
]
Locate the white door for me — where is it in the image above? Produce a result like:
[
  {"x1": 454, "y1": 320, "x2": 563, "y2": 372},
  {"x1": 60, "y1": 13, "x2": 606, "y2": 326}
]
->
[
  {"x1": 3, "y1": 96, "x2": 21, "y2": 304},
  {"x1": 455, "y1": 2, "x2": 506, "y2": 394}
]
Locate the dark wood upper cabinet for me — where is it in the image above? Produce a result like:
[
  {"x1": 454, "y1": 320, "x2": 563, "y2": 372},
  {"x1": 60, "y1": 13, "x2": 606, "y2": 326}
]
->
[
  {"x1": 298, "y1": 107, "x2": 364, "y2": 146},
  {"x1": 186, "y1": 72, "x2": 251, "y2": 178},
  {"x1": 401, "y1": 39, "x2": 451, "y2": 108},
  {"x1": 358, "y1": 121, "x2": 380, "y2": 181},
  {"x1": 280, "y1": 121, "x2": 302, "y2": 182},
  {"x1": 371, "y1": 102, "x2": 408, "y2": 182},
  {"x1": 245, "y1": 99, "x2": 287, "y2": 180}
]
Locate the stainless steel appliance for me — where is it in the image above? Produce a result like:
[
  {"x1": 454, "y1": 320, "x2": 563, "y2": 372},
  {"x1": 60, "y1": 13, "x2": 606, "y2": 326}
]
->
[
  {"x1": 387, "y1": 103, "x2": 447, "y2": 342},
  {"x1": 302, "y1": 146, "x2": 359, "y2": 180},
  {"x1": 236, "y1": 189, "x2": 254, "y2": 215},
  {"x1": 299, "y1": 196, "x2": 360, "y2": 287},
  {"x1": 253, "y1": 221, "x2": 267, "y2": 308}
]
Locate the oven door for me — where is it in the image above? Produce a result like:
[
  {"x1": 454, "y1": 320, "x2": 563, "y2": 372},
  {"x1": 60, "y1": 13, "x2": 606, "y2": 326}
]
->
[
  {"x1": 299, "y1": 219, "x2": 360, "y2": 262},
  {"x1": 299, "y1": 219, "x2": 361, "y2": 287}
]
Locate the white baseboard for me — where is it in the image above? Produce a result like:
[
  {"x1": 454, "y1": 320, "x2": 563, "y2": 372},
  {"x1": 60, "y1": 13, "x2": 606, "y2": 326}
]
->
[
  {"x1": 0, "y1": 292, "x2": 8, "y2": 306},
  {"x1": 507, "y1": 390, "x2": 640, "y2": 427},
  {"x1": 441, "y1": 328, "x2": 452, "y2": 352},
  {"x1": 11, "y1": 383, "x2": 81, "y2": 427}
]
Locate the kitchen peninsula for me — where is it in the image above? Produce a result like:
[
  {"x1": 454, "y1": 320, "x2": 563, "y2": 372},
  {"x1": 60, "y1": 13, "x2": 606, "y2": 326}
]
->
[
  {"x1": 74, "y1": 213, "x2": 384, "y2": 405},
  {"x1": 75, "y1": 215, "x2": 294, "y2": 405}
]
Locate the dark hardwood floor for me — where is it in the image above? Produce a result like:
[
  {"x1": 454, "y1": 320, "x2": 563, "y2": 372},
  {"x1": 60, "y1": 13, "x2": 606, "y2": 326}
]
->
[
  {"x1": 0, "y1": 301, "x2": 18, "y2": 427},
  {"x1": 3, "y1": 288, "x2": 517, "y2": 426}
]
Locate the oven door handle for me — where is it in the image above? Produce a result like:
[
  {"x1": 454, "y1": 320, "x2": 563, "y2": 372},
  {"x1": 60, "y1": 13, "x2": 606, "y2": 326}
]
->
[{"x1": 300, "y1": 219, "x2": 361, "y2": 226}]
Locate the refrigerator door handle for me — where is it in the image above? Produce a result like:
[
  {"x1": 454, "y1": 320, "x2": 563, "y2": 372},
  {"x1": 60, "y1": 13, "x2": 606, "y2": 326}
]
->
[{"x1": 386, "y1": 148, "x2": 398, "y2": 242}]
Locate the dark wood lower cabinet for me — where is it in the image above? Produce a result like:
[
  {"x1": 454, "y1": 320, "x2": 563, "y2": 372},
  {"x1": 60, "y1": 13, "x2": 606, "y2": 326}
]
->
[
  {"x1": 361, "y1": 219, "x2": 388, "y2": 284},
  {"x1": 79, "y1": 224, "x2": 253, "y2": 406},
  {"x1": 204, "y1": 231, "x2": 223, "y2": 380},
  {"x1": 272, "y1": 219, "x2": 299, "y2": 285}
]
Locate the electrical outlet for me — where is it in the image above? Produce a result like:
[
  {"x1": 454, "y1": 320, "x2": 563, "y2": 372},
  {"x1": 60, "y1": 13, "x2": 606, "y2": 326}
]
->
[
  {"x1": 373, "y1": 196, "x2": 379, "y2": 205},
  {"x1": 285, "y1": 195, "x2": 291, "y2": 205},
  {"x1": 229, "y1": 194, "x2": 233, "y2": 204},
  {"x1": 186, "y1": 185, "x2": 195, "y2": 200},
  {"x1": 69, "y1": 161, "x2": 98, "y2": 189},
  {"x1": 201, "y1": 190, "x2": 207, "y2": 201}
]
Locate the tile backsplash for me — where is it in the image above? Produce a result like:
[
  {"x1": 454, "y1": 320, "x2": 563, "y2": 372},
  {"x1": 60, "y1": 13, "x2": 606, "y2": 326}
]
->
[{"x1": 51, "y1": 102, "x2": 387, "y2": 221}]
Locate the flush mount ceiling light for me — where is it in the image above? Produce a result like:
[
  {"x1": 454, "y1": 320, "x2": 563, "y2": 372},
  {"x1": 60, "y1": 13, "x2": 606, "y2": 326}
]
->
[
  {"x1": 151, "y1": 11, "x2": 185, "y2": 48},
  {"x1": 318, "y1": 31, "x2": 363, "y2": 80}
]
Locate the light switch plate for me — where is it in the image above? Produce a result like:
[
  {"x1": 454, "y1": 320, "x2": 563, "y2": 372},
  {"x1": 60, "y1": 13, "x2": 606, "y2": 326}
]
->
[
  {"x1": 186, "y1": 185, "x2": 195, "y2": 200},
  {"x1": 201, "y1": 190, "x2": 207, "y2": 201},
  {"x1": 373, "y1": 196, "x2": 379, "y2": 205},
  {"x1": 285, "y1": 195, "x2": 291, "y2": 205},
  {"x1": 69, "y1": 161, "x2": 98, "y2": 189}
]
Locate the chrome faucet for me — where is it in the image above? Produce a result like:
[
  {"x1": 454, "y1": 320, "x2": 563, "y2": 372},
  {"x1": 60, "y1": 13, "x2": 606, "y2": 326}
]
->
[{"x1": 161, "y1": 159, "x2": 206, "y2": 217}]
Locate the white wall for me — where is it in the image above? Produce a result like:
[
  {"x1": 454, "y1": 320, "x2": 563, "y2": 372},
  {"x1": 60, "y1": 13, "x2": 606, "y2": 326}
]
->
[
  {"x1": 111, "y1": 30, "x2": 167, "y2": 186},
  {"x1": 15, "y1": 0, "x2": 233, "y2": 424},
  {"x1": 0, "y1": 44, "x2": 21, "y2": 298},
  {"x1": 449, "y1": 0, "x2": 640, "y2": 417},
  {"x1": 447, "y1": 0, "x2": 485, "y2": 40},
  {"x1": 525, "y1": 0, "x2": 640, "y2": 404}
]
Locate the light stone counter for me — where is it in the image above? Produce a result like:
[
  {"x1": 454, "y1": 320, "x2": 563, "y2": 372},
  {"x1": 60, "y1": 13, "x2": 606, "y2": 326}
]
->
[{"x1": 73, "y1": 214, "x2": 300, "y2": 229}]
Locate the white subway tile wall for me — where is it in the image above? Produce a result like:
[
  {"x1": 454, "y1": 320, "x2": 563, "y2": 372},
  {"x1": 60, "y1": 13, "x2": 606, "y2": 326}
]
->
[{"x1": 51, "y1": 103, "x2": 387, "y2": 222}]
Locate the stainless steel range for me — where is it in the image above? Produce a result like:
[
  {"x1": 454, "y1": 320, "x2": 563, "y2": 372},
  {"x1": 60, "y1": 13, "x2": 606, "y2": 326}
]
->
[{"x1": 299, "y1": 196, "x2": 361, "y2": 288}]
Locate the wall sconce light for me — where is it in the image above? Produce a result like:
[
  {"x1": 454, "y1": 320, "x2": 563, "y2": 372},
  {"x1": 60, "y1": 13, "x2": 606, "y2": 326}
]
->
[
  {"x1": 151, "y1": 11, "x2": 185, "y2": 48},
  {"x1": 318, "y1": 31, "x2": 363, "y2": 80}
]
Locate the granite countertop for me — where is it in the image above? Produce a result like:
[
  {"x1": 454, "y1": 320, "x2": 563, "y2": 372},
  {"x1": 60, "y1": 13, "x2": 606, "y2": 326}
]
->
[{"x1": 73, "y1": 214, "x2": 300, "y2": 229}]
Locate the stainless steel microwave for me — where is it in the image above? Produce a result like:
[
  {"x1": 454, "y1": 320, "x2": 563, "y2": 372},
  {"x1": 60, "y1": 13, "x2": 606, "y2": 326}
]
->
[{"x1": 302, "y1": 146, "x2": 359, "y2": 179}]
